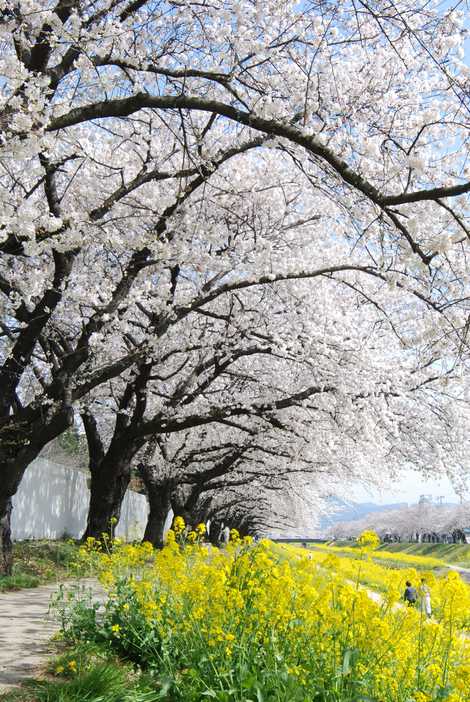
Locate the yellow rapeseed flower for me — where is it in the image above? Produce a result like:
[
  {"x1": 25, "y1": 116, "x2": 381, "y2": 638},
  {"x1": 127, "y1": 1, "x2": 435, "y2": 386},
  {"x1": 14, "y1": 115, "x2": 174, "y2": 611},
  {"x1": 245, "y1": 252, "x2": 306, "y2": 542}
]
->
[{"x1": 62, "y1": 527, "x2": 470, "y2": 702}]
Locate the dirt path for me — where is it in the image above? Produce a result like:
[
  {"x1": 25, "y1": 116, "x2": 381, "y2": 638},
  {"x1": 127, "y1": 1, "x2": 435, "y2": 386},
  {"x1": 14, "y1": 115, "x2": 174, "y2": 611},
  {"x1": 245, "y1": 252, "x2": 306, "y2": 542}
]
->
[
  {"x1": 0, "y1": 582, "x2": 60, "y2": 692},
  {"x1": 0, "y1": 579, "x2": 100, "y2": 693},
  {"x1": 445, "y1": 564, "x2": 470, "y2": 583}
]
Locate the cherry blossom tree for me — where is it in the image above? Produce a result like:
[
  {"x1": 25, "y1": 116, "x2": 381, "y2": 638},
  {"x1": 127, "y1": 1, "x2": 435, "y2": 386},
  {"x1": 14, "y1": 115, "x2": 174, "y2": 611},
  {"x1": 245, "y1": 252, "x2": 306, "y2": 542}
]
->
[
  {"x1": 330, "y1": 501, "x2": 470, "y2": 543},
  {"x1": 1, "y1": 0, "x2": 470, "y2": 565},
  {"x1": 186, "y1": 471, "x2": 332, "y2": 541},
  {"x1": 137, "y1": 422, "x2": 333, "y2": 546},
  {"x1": 78, "y1": 260, "x2": 470, "y2": 541}
]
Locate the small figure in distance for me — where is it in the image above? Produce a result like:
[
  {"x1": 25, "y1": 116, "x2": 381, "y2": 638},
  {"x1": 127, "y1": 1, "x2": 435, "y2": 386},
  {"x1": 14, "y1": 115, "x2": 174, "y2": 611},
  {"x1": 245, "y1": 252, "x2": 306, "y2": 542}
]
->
[
  {"x1": 419, "y1": 577, "x2": 432, "y2": 618},
  {"x1": 403, "y1": 580, "x2": 418, "y2": 607}
]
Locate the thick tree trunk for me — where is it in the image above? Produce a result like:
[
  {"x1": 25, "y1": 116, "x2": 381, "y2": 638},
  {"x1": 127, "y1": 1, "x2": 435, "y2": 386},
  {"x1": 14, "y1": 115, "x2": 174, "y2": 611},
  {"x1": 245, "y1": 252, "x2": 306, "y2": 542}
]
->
[
  {"x1": 170, "y1": 484, "x2": 202, "y2": 528},
  {"x1": 144, "y1": 488, "x2": 171, "y2": 548},
  {"x1": 0, "y1": 456, "x2": 27, "y2": 522},
  {"x1": 170, "y1": 498, "x2": 191, "y2": 527},
  {"x1": 131, "y1": 436, "x2": 173, "y2": 548},
  {"x1": 82, "y1": 453, "x2": 132, "y2": 541},
  {"x1": 138, "y1": 463, "x2": 172, "y2": 548},
  {"x1": 142, "y1": 495, "x2": 170, "y2": 548},
  {"x1": 0, "y1": 499, "x2": 13, "y2": 576}
]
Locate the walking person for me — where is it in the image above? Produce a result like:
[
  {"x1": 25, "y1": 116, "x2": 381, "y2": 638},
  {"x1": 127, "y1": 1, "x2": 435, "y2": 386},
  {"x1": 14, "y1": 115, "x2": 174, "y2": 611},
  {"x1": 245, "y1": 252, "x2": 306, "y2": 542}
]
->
[
  {"x1": 419, "y1": 577, "x2": 432, "y2": 618},
  {"x1": 403, "y1": 580, "x2": 417, "y2": 607}
]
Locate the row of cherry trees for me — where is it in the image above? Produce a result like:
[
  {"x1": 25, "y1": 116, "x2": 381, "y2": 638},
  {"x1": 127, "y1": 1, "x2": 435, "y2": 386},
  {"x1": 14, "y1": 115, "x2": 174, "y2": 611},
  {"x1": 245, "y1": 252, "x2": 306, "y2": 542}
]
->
[
  {"x1": 329, "y1": 502, "x2": 470, "y2": 544},
  {"x1": 1, "y1": 0, "x2": 470, "y2": 568}
]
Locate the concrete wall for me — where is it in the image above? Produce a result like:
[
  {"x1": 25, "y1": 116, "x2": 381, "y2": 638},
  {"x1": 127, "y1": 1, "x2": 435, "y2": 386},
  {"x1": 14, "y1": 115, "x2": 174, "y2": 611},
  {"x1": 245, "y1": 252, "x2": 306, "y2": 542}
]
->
[{"x1": 11, "y1": 457, "x2": 149, "y2": 541}]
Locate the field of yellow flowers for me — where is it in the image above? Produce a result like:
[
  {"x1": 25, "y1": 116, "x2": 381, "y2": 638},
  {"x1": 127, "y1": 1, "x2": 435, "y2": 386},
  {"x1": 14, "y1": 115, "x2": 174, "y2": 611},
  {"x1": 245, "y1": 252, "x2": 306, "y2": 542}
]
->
[
  {"x1": 305, "y1": 542, "x2": 470, "y2": 628},
  {"x1": 54, "y1": 525, "x2": 470, "y2": 702},
  {"x1": 312, "y1": 541, "x2": 445, "y2": 569}
]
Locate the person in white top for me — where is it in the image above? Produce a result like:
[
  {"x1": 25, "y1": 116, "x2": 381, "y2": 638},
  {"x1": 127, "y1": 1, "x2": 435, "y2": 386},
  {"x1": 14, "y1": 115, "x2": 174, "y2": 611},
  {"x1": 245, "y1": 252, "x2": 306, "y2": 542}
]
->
[{"x1": 419, "y1": 577, "x2": 432, "y2": 618}]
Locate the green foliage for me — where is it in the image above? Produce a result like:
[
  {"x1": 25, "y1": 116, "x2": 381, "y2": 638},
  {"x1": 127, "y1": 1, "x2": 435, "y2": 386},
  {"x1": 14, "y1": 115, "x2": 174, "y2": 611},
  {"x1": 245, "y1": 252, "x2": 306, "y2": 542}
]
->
[
  {"x1": 0, "y1": 540, "x2": 80, "y2": 591},
  {"x1": 47, "y1": 641, "x2": 109, "y2": 677},
  {"x1": 51, "y1": 584, "x2": 101, "y2": 642},
  {"x1": 0, "y1": 641, "x2": 162, "y2": 702},
  {"x1": 0, "y1": 662, "x2": 160, "y2": 702},
  {"x1": 57, "y1": 429, "x2": 84, "y2": 457},
  {"x1": 0, "y1": 573, "x2": 40, "y2": 591},
  {"x1": 50, "y1": 580, "x2": 164, "y2": 668}
]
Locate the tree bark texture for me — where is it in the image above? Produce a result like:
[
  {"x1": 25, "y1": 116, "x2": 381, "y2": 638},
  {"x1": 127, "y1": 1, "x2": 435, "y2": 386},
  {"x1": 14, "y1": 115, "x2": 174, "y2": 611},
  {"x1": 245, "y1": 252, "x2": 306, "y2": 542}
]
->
[
  {"x1": 82, "y1": 450, "x2": 133, "y2": 541},
  {"x1": 138, "y1": 464, "x2": 172, "y2": 549},
  {"x1": 0, "y1": 499, "x2": 13, "y2": 576},
  {"x1": 170, "y1": 485, "x2": 199, "y2": 526}
]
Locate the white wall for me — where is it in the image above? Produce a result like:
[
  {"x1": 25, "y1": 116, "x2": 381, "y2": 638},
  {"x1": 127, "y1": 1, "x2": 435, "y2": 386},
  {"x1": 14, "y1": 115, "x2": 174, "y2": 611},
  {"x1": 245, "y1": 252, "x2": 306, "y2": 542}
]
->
[{"x1": 11, "y1": 457, "x2": 149, "y2": 541}]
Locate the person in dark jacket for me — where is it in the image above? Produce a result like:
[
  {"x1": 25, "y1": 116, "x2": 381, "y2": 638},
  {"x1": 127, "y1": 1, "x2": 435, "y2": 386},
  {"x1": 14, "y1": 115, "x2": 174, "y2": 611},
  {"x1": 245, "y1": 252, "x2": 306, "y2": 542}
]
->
[{"x1": 403, "y1": 580, "x2": 417, "y2": 606}]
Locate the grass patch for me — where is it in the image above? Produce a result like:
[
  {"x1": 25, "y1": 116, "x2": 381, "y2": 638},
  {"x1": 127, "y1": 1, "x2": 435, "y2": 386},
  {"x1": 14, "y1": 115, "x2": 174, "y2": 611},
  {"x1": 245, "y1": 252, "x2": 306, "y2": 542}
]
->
[
  {"x1": 0, "y1": 573, "x2": 41, "y2": 591},
  {"x1": 0, "y1": 665, "x2": 159, "y2": 702},
  {"x1": 376, "y1": 542, "x2": 470, "y2": 566},
  {"x1": 0, "y1": 541, "x2": 80, "y2": 592},
  {"x1": 0, "y1": 643, "x2": 160, "y2": 702}
]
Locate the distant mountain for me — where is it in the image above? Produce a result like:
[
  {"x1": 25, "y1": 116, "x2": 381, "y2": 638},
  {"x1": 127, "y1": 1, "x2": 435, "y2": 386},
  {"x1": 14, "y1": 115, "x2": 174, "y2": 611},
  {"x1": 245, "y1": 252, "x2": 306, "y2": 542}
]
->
[{"x1": 318, "y1": 498, "x2": 408, "y2": 529}]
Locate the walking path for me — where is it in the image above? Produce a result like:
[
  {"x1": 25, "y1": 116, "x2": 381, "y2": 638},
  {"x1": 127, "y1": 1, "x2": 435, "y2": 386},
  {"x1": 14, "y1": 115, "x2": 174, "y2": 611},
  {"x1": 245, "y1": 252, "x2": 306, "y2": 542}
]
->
[
  {"x1": 0, "y1": 582, "x2": 59, "y2": 692},
  {"x1": 445, "y1": 563, "x2": 470, "y2": 583},
  {"x1": 0, "y1": 579, "x2": 100, "y2": 693}
]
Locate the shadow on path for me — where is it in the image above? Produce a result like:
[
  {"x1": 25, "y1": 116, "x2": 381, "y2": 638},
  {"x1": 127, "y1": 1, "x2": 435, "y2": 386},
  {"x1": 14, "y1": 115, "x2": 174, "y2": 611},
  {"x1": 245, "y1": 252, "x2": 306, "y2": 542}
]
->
[{"x1": 0, "y1": 579, "x2": 100, "y2": 693}]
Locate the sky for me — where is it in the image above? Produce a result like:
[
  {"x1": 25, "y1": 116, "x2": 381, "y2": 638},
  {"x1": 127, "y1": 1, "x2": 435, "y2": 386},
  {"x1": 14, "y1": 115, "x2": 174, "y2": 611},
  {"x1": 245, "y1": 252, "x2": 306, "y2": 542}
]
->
[{"x1": 353, "y1": 472, "x2": 462, "y2": 506}]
